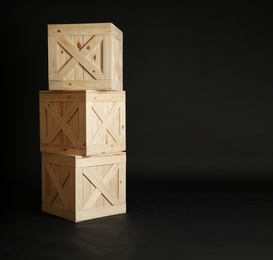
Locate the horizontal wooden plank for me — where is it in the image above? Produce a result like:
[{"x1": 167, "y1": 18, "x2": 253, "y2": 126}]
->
[
  {"x1": 75, "y1": 204, "x2": 126, "y2": 222},
  {"x1": 49, "y1": 80, "x2": 122, "y2": 91},
  {"x1": 39, "y1": 91, "x2": 86, "y2": 102},
  {"x1": 40, "y1": 90, "x2": 125, "y2": 102},
  {"x1": 40, "y1": 143, "x2": 87, "y2": 156},
  {"x1": 42, "y1": 152, "x2": 126, "y2": 168},
  {"x1": 76, "y1": 152, "x2": 126, "y2": 167},
  {"x1": 87, "y1": 91, "x2": 125, "y2": 101},
  {"x1": 42, "y1": 203, "x2": 75, "y2": 222},
  {"x1": 42, "y1": 152, "x2": 77, "y2": 167},
  {"x1": 86, "y1": 143, "x2": 126, "y2": 155},
  {"x1": 48, "y1": 23, "x2": 122, "y2": 41}
]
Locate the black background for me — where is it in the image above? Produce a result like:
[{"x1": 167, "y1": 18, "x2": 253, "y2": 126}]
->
[
  {"x1": 7, "y1": 2, "x2": 273, "y2": 184},
  {"x1": 3, "y1": 2, "x2": 273, "y2": 259}
]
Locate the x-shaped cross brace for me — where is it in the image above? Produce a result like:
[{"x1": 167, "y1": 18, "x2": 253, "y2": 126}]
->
[
  {"x1": 91, "y1": 101, "x2": 122, "y2": 144},
  {"x1": 57, "y1": 35, "x2": 103, "y2": 80},
  {"x1": 42, "y1": 101, "x2": 80, "y2": 144},
  {"x1": 45, "y1": 163, "x2": 70, "y2": 209},
  {"x1": 83, "y1": 164, "x2": 120, "y2": 209}
]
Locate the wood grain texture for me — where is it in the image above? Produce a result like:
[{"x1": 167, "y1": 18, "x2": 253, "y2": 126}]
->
[
  {"x1": 39, "y1": 90, "x2": 126, "y2": 156},
  {"x1": 41, "y1": 152, "x2": 126, "y2": 222},
  {"x1": 48, "y1": 23, "x2": 123, "y2": 91}
]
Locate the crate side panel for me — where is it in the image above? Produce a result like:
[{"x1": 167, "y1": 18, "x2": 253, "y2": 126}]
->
[
  {"x1": 42, "y1": 161, "x2": 74, "y2": 211},
  {"x1": 50, "y1": 34, "x2": 104, "y2": 82},
  {"x1": 40, "y1": 97, "x2": 86, "y2": 154},
  {"x1": 88, "y1": 98, "x2": 126, "y2": 154},
  {"x1": 81, "y1": 162, "x2": 125, "y2": 211}
]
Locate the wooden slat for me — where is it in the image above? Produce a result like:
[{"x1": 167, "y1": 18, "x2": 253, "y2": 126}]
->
[
  {"x1": 86, "y1": 143, "x2": 126, "y2": 155},
  {"x1": 119, "y1": 163, "x2": 126, "y2": 204},
  {"x1": 103, "y1": 35, "x2": 111, "y2": 80},
  {"x1": 42, "y1": 152, "x2": 77, "y2": 167},
  {"x1": 40, "y1": 91, "x2": 86, "y2": 102},
  {"x1": 49, "y1": 80, "x2": 122, "y2": 91},
  {"x1": 75, "y1": 152, "x2": 126, "y2": 167},
  {"x1": 39, "y1": 102, "x2": 47, "y2": 143},
  {"x1": 75, "y1": 204, "x2": 126, "y2": 222},
  {"x1": 113, "y1": 39, "x2": 122, "y2": 81},
  {"x1": 87, "y1": 91, "x2": 125, "y2": 101},
  {"x1": 48, "y1": 37, "x2": 58, "y2": 80},
  {"x1": 48, "y1": 23, "x2": 122, "y2": 41},
  {"x1": 74, "y1": 35, "x2": 84, "y2": 80}
]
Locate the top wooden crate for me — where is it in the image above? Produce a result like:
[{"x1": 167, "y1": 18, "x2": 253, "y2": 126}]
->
[{"x1": 48, "y1": 23, "x2": 123, "y2": 91}]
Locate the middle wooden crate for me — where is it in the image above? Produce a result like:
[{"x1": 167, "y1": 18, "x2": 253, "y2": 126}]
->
[{"x1": 39, "y1": 90, "x2": 126, "y2": 156}]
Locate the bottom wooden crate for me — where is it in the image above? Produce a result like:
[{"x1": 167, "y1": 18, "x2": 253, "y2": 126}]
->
[{"x1": 41, "y1": 152, "x2": 126, "y2": 222}]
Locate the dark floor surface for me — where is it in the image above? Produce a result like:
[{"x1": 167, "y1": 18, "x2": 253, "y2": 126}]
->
[{"x1": 1, "y1": 177, "x2": 273, "y2": 260}]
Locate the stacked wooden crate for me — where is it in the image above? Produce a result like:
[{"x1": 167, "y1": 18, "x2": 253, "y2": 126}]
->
[{"x1": 39, "y1": 23, "x2": 126, "y2": 222}]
